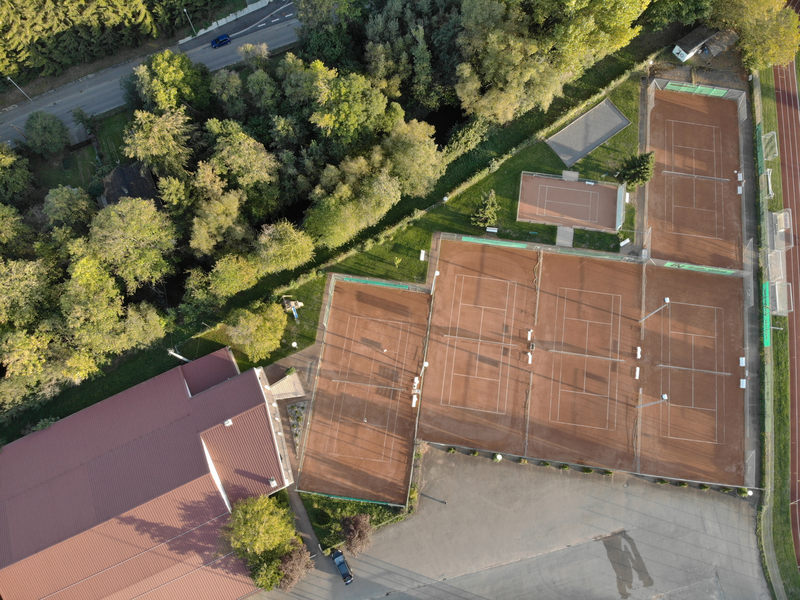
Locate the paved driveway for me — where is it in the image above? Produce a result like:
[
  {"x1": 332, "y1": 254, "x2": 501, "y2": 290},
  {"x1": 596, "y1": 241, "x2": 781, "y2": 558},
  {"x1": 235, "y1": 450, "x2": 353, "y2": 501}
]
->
[{"x1": 262, "y1": 447, "x2": 769, "y2": 599}]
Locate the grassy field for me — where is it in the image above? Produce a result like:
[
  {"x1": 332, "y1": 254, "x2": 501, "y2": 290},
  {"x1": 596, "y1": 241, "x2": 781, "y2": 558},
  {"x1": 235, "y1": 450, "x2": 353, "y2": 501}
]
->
[
  {"x1": 97, "y1": 109, "x2": 133, "y2": 165},
  {"x1": 760, "y1": 68, "x2": 784, "y2": 212},
  {"x1": 29, "y1": 145, "x2": 98, "y2": 191}
]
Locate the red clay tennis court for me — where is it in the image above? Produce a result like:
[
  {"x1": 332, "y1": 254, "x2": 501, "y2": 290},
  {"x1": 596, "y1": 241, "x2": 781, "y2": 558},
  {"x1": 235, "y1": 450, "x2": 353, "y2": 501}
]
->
[
  {"x1": 418, "y1": 240, "x2": 746, "y2": 485},
  {"x1": 296, "y1": 280, "x2": 430, "y2": 505},
  {"x1": 517, "y1": 172, "x2": 624, "y2": 232},
  {"x1": 647, "y1": 90, "x2": 743, "y2": 269}
]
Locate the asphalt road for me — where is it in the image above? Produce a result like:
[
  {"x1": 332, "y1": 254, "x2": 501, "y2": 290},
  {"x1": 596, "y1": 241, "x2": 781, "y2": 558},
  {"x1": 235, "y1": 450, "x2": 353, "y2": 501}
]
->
[
  {"x1": 0, "y1": 4, "x2": 299, "y2": 146},
  {"x1": 261, "y1": 447, "x2": 770, "y2": 599}
]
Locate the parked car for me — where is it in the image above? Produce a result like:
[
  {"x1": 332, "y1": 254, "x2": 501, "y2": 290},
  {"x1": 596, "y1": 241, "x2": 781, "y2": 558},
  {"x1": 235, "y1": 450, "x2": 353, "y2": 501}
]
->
[
  {"x1": 211, "y1": 34, "x2": 231, "y2": 48},
  {"x1": 331, "y1": 550, "x2": 353, "y2": 585}
]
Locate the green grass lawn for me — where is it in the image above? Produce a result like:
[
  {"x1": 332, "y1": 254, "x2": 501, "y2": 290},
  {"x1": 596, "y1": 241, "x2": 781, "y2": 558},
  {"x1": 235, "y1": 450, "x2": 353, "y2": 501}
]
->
[
  {"x1": 29, "y1": 145, "x2": 98, "y2": 191},
  {"x1": 97, "y1": 110, "x2": 132, "y2": 166},
  {"x1": 760, "y1": 67, "x2": 784, "y2": 212},
  {"x1": 300, "y1": 492, "x2": 403, "y2": 550}
]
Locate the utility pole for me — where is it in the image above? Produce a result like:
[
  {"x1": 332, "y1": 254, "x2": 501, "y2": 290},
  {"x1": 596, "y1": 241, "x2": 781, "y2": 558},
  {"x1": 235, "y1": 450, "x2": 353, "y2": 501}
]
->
[
  {"x1": 6, "y1": 76, "x2": 32, "y2": 103},
  {"x1": 183, "y1": 8, "x2": 198, "y2": 36}
]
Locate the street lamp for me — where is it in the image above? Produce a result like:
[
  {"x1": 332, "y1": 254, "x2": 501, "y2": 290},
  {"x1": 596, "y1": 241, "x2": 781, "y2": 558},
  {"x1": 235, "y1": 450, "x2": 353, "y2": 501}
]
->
[
  {"x1": 6, "y1": 76, "x2": 32, "y2": 103},
  {"x1": 183, "y1": 8, "x2": 198, "y2": 36},
  {"x1": 638, "y1": 393, "x2": 670, "y2": 409},
  {"x1": 639, "y1": 297, "x2": 670, "y2": 323}
]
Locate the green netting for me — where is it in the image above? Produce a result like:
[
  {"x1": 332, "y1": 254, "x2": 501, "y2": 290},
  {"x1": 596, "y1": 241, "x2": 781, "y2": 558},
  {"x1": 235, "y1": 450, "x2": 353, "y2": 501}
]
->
[
  {"x1": 340, "y1": 277, "x2": 409, "y2": 289},
  {"x1": 461, "y1": 236, "x2": 528, "y2": 249},
  {"x1": 755, "y1": 123, "x2": 765, "y2": 176},
  {"x1": 662, "y1": 261, "x2": 736, "y2": 275},
  {"x1": 666, "y1": 81, "x2": 696, "y2": 92},
  {"x1": 709, "y1": 88, "x2": 727, "y2": 97},
  {"x1": 763, "y1": 281, "x2": 772, "y2": 347},
  {"x1": 696, "y1": 86, "x2": 714, "y2": 94}
]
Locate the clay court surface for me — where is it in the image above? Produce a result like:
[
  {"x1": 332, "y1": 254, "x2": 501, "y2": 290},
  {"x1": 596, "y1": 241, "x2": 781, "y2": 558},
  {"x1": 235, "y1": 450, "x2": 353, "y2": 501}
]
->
[
  {"x1": 517, "y1": 173, "x2": 620, "y2": 231},
  {"x1": 417, "y1": 241, "x2": 745, "y2": 485},
  {"x1": 648, "y1": 90, "x2": 743, "y2": 269},
  {"x1": 297, "y1": 282, "x2": 429, "y2": 505}
]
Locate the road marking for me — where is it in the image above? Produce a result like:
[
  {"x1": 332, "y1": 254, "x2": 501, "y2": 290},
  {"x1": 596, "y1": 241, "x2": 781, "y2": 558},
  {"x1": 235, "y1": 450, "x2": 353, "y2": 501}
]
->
[
  {"x1": 258, "y1": 22, "x2": 266, "y2": 27},
  {"x1": 272, "y1": 18, "x2": 279, "y2": 22}
]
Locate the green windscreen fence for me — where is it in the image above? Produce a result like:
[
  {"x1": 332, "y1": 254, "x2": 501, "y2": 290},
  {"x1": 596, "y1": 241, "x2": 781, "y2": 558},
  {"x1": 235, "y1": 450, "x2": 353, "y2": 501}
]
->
[
  {"x1": 664, "y1": 81, "x2": 728, "y2": 97},
  {"x1": 340, "y1": 277, "x2": 409, "y2": 290},
  {"x1": 763, "y1": 281, "x2": 772, "y2": 347},
  {"x1": 461, "y1": 236, "x2": 528, "y2": 249}
]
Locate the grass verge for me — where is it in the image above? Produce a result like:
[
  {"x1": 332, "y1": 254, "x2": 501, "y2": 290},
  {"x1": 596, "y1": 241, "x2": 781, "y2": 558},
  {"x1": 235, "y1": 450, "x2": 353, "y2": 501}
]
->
[
  {"x1": 300, "y1": 493, "x2": 403, "y2": 550},
  {"x1": 760, "y1": 68, "x2": 784, "y2": 211}
]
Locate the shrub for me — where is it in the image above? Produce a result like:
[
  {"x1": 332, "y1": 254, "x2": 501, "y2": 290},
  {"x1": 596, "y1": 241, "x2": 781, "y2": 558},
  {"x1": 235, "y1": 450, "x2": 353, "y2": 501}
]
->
[
  {"x1": 31, "y1": 417, "x2": 59, "y2": 432},
  {"x1": 721, "y1": 487, "x2": 732, "y2": 493},
  {"x1": 518, "y1": 458, "x2": 528, "y2": 465},
  {"x1": 677, "y1": 481, "x2": 689, "y2": 488},
  {"x1": 469, "y1": 449, "x2": 479, "y2": 456},
  {"x1": 447, "y1": 447, "x2": 456, "y2": 454},
  {"x1": 604, "y1": 470, "x2": 613, "y2": 476},
  {"x1": 559, "y1": 464, "x2": 570, "y2": 470},
  {"x1": 540, "y1": 461, "x2": 550, "y2": 467},
  {"x1": 341, "y1": 513, "x2": 373, "y2": 556},
  {"x1": 492, "y1": 453, "x2": 502, "y2": 463},
  {"x1": 699, "y1": 484, "x2": 710, "y2": 491},
  {"x1": 286, "y1": 366, "x2": 296, "y2": 375},
  {"x1": 581, "y1": 467, "x2": 593, "y2": 474},
  {"x1": 656, "y1": 479, "x2": 668, "y2": 485},
  {"x1": 277, "y1": 539, "x2": 314, "y2": 592},
  {"x1": 737, "y1": 487, "x2": 749, "y2": 497}
]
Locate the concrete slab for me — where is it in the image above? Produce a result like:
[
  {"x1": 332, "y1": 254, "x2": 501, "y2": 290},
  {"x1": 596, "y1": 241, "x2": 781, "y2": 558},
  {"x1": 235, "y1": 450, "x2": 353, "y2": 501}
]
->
[
  {"x1": 547, "y1": 98, "x2": 631, "y2": 167},
  {"x1": 556, "y1": 225, "x2": 574, "y2": 247}
]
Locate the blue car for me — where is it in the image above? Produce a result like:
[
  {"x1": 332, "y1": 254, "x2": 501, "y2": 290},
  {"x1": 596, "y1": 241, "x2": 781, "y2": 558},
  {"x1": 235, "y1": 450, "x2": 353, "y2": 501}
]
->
[
  {"x1": 211, "y1": 34, "x2": 231, "y2": 48},
  {"x1": 331, "y1": 550, "x2": 353, "y2": 585}
]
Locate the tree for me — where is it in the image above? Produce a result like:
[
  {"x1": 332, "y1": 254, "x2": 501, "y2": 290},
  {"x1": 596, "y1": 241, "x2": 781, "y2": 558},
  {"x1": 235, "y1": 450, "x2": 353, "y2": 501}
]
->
[
  {"x1": 471, "y1": 189, "x2": 499, "y2": 227},
  {"x1": 190, "y1": 163, "x2": 248, "y2": 257},
  {"x1": 43, "y1": 186, "x2": 97, "y2": 232},
  {"x1": 640, "y1": 0, "x2": 712, "y2": 28},
  {"x1": 341, "y1": 514, "x2": 373, "y2": 556},
  {"x1": 0, "y1": 259, "x2": 49, "y2": 328},
  {"x1": 88, "y1": 197, "x2": 177, "y2": 292},
  {"x1": 617, "y1": 152, "x2": 655, "y2": 187},
  {"x1": 123, "y1": 109, "x2": 193, "y2": 176},
  {"x1": 24, "y1": 111, "x2": 69, "y2": 156},
  {"x1": 206, "y1": 120, "x2": 278, "y2": 188},
  {"x1": 238, "y1": 43, "x2": 271, "y2": 71},
  {"x1": 133, "y1": 49, "x2": 211, "y2": 113},
  {"x1": 277, "y1": 539, "x2": 314, "y2": 592},
  {"x1": 71, "y1": 107, "x2": 100, "y2": 135},
  {"x1": 246, "y1": 70, "x2": 279, "y2": 113},
  {"x1": 226, "y1": 302, "x2": 287, "y2": 362},
  {"x1": 739, "y1": 8, "x2": 800, "y2": 70},
  {"x1": 0, "y1": 143, "x2": 32, "y2": 207},
  {"x1": 0, "y1": 203, "x2": 30, "y2": 255},
  {"x1": 254, "y1": 220, "x2": 315, "y2": 274},
  {"x1": 226, "y1": 494, "x2": 297, "y2": 591},
  {"x1": 208, "y1": 254, "x2": 260, "y2": 300},
  {"x1": 382, "y1": 120, "x2": 445, "y2": 197},
  {"x1": 0, "y1": 327, "x2": 53, "y2": 379},
  {"x1": 210, "y1": 69, "x2": 246, "y2": 119}
]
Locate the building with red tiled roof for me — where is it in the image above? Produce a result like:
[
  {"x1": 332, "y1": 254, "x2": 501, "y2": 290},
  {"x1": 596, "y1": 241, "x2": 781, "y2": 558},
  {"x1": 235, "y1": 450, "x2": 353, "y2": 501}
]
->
[{"x1": 0, "y1": 348, "x2": 293, "y2": 600}]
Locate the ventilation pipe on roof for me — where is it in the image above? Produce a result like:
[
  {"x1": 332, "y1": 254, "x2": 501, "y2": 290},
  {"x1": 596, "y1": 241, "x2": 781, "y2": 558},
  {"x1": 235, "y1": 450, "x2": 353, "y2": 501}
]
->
[
  {"x1": 224, "y1": 419, "x2": 233, "y2": 427},
  {"x1": 269, "y1": 477, "x2": 278, "y2": 488}
]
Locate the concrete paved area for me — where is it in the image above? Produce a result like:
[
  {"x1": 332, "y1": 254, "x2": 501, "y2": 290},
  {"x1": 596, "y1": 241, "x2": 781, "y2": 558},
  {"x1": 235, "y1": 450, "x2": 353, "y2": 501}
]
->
[
  {"x1": 260, "y1": 447, "x2": 769, "y2": 599},
  {"x1": 547, "y1": 98, "x2": 631, "y2": 167}
]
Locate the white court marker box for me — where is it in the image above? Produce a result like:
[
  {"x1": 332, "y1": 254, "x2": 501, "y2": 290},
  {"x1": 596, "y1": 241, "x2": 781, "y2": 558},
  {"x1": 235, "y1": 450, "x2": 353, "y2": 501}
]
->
[
  {"x1": 637, "y1": 347, "x2": 641, "y2": 359},
  {"x1": 420, "y1": 250, "x2": 426, "y2": 260},
  {"x1": 527, "y1": 329, "x2": 533, "y2": 341},
  {"x1": 740, "y1": 379, "x2": 747, "y2": 389},
  {"x1": 527, "y1": 352, "x2": 532, "y2": 364},
  {"x1": 412, "y1": 395, "x2": 418, "y2": 407},
  {"x1": 739, "y1": 357, "x2": 746, "y2": 367},
  {"x1": 635, "y1": 367, "x2": 640, "y2": 380}
]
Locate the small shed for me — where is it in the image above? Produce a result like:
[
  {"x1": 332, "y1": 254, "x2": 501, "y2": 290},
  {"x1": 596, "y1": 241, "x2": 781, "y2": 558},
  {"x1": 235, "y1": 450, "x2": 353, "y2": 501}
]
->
[
  {"x1": 672, "y1": 26, "x2": 716, "y2": 62},
  {"x1": 705, "y1": 30, "x2": 739, "y2": 57},
  {"x1": 100, "y1": 162, "x2": 158, "y2": 207}
]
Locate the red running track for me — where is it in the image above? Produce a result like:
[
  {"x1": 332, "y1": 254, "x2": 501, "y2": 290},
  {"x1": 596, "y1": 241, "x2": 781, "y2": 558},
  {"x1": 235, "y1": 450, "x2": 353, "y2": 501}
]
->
[{"x1": 775, "y1": 56, "x2": 800, "y2": 567}]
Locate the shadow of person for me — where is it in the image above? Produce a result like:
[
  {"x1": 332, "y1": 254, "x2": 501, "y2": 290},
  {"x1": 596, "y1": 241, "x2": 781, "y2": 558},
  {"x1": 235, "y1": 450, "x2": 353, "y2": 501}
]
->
[{"x1": 599, "y1": 530, "x2": 654, "y2": 599}]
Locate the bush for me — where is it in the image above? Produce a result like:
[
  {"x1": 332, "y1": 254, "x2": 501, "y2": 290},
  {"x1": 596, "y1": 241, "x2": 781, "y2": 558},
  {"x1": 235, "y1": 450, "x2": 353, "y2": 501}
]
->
[
  {"x1": 559, "y1": 464, "x2": 570, "y2": 470},
  {"x1": 737, "y1": 487, "x2": 749, "y2": 497},
  {"x1": 286, "y1": 366, "x2": 297, "y2": 376},
  {"x1": 581, "y1": 467, "x2": 593, "y2": 474},
  {"x1": 518, "y1": 458, "x2": 528, "y2": 465},
  {"x1": 699, "y1": 484, "x2": 710, "y2": 491},
  {"x1": 677, "y1": 481, "x2": 689, "y2": 488},
  {"x1": 277, "y1": 539, "x2": 314, "y2": 592},
  {"x1": 492, "y1": 453, "x2": 502, "y2": 463},
  {"x1": 341, "y1": 513, "x2": 373, "y2": 556},
  {"x1": 656, "y1": 479, "x2": 668, "y2": 485},
  {"x1": 31, "y1": 417, "x2": 59, "y2": 432},
  {"x1": 604, "y1": 470, "x2": 613, "y2": 476},
  {"x1": 469, "y1": 449, "x2": 479, "y2": 456},
  {"x1": 540, "y1": 461, "x2": 550, "y2": 467},
  {"x1": 447, "y1": 447, "x2": 456, "y2": 454},
  {"x1": 721, "y1": 487, "x2": 732, "y2": 493}
]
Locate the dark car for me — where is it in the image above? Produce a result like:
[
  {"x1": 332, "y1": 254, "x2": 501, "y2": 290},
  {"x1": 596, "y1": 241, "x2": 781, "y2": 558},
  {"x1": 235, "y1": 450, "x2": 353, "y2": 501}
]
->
[
  {"x1": 331, "y1": 550, "x2": 353, "y2": 585},
  {"x1": 211, "y1": 34, "x2": 231, "y2": 48}
]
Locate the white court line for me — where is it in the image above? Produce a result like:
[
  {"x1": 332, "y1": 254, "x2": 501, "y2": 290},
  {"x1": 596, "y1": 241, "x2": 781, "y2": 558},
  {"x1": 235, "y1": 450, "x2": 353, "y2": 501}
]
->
[
  {"x1": 659, "y1": 303, "x2": 726, "y2": 444},
  {"x1": 328, "y1": 316, "x2": 413, "y2": 460},
  {"x1": 441, "y1": 274, "x2": 516, "y2": 414},
  {"x1": 549, "y1": 288, "x2": 621, "y2": 430},
  {"x1": 665, "y1": 120, "x2": 725, "y2": 240}
]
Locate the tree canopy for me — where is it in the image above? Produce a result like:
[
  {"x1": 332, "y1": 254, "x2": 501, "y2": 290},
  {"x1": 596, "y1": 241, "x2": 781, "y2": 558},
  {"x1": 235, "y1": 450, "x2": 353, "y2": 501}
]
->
[
  {"x1": 226, "y1": 302, "x2": 287, "y2": 363},
  {"x1": 24, "y1": 112, "x2": 70, "y2": 156}
]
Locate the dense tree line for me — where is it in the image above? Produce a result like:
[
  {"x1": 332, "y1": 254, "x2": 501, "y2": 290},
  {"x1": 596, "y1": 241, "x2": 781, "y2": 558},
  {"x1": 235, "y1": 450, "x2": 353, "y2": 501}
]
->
[
  {"x1": 0, "y1": 0, "x2": 229, "y2": 81},
  {"x1": 0, "y1": 0, "x2": 797, "y2": 426}
]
